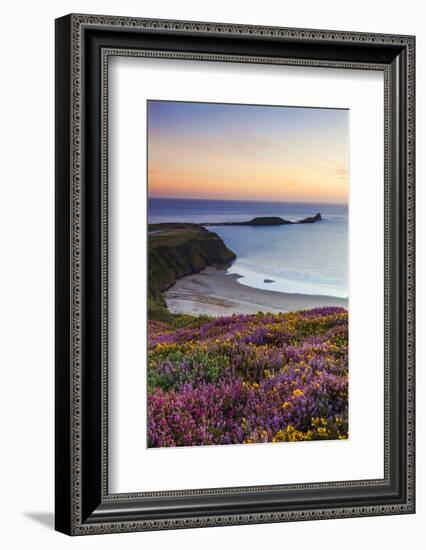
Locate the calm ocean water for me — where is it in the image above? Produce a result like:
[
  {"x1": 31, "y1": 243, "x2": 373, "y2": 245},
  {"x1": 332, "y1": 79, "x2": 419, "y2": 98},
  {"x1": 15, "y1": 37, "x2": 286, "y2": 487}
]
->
[{"x1": 148, "y1": 198, "x2": 348, "y2": 298}]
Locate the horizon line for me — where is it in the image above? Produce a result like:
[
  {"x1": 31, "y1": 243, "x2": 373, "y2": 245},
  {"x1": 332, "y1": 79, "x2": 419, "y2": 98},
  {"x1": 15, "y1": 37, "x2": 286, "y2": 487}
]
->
[{"x1": 148, "y1": 196, "x2": 348, "y2": 206}]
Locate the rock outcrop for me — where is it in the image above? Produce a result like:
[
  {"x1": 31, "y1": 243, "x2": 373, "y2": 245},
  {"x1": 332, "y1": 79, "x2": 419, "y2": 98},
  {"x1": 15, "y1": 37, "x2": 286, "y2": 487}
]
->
[{"x1": 204, "y1": 213, "x2": 322, "y2": 226}]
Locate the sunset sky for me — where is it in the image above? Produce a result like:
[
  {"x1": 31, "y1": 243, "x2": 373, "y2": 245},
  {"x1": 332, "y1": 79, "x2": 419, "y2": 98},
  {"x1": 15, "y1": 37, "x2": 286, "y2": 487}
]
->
[{"x1": 147, "y1": 100, "x2": 349, "y2": 203}]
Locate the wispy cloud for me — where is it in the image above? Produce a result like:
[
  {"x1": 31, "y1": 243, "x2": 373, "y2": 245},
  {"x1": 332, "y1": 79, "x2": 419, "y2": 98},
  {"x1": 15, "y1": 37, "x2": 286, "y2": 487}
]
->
[{"x1": 148, "y1": 101, "x2": 349, "y2": 203}]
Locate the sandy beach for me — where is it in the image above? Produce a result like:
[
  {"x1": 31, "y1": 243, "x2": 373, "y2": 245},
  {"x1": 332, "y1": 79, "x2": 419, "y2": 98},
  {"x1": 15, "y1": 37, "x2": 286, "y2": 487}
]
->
[{"x1": 165, "y1": 266, "x2": 348, "y2": 317}]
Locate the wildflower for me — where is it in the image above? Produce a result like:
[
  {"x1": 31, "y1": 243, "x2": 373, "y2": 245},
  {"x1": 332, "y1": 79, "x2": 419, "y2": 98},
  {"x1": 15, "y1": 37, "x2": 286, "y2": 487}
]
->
[{"x1": 147, "y1": 308, "x2": 348, "y2": 447}]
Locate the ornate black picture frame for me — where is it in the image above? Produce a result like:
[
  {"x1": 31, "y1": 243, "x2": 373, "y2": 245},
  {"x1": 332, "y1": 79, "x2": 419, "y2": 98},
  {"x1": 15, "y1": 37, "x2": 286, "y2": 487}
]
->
[{"x1": 55, "y1": 14, "x2": 415, "y2": 535}]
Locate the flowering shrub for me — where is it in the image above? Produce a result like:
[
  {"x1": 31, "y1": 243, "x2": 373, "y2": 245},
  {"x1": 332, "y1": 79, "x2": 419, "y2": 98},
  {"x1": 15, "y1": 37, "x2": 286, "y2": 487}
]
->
[{"x1": 147, "y1": 307, "x2": 348, "y2": 447}]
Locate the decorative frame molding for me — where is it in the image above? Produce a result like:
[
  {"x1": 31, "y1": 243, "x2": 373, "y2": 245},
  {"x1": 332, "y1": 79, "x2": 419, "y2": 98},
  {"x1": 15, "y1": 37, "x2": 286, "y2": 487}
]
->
[{"x1": 55, "y1": 14, "x2": 415, "y2": 536}]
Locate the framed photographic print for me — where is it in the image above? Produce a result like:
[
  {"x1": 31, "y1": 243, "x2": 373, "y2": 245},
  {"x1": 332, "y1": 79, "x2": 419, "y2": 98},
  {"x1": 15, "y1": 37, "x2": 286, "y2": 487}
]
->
[{"x1": 55, "y1": 14, "x2": 415, "y2": 535}]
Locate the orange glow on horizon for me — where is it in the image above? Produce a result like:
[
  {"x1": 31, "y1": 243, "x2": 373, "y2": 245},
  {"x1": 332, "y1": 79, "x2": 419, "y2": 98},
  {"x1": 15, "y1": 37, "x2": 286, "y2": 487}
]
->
[{"x1": 147, "y1": 101, "x2": 349, "y2": 204}]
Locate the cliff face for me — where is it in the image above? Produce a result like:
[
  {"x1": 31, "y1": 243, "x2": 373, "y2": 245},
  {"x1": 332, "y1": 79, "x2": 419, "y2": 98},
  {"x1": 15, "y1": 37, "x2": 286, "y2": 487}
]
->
[{"x1": 148, "y1": 224, "x2": 235, "y2": 313}]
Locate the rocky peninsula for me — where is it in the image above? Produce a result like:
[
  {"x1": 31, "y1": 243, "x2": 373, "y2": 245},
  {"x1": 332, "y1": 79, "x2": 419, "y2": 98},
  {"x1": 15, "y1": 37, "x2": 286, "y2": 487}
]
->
[{"x1": 203, "y1": 213, "x2": 322, "y2": 226}]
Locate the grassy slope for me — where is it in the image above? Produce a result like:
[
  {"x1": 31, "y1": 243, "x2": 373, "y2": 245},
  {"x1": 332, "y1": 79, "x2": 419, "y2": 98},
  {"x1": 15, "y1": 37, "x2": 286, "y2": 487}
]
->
[{"x1": 148, "y1": 223, "x2": 235, "y2": 321}]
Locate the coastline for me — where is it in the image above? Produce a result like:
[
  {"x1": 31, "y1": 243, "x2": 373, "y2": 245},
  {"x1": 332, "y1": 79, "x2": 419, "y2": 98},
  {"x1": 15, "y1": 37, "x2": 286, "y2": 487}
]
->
[{"x1": 164, "y1": 266, "x2": 348, "y2": 317}]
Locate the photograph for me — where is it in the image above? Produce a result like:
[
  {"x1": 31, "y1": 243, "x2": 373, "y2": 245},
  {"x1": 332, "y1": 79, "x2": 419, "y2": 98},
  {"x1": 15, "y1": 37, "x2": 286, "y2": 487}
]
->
[{"x1": 147, "y1": 100, "x2": 349, "y2": 448}]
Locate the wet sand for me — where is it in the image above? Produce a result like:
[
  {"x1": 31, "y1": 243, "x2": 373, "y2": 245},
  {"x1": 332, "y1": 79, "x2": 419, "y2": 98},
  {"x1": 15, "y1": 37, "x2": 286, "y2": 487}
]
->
[{"x1": 165, "y1": 266, "x2": 348, "y2": 317}]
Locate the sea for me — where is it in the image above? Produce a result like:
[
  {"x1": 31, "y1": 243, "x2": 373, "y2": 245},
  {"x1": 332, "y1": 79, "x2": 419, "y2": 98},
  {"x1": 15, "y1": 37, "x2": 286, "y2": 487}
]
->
[{"x1": 148, "y1": 198, "x2": 348, "y2": 299}]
